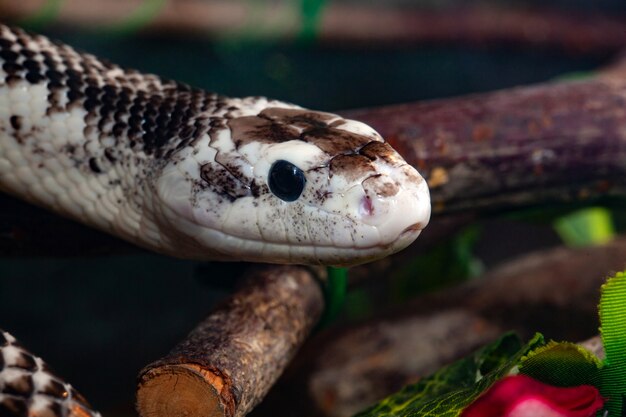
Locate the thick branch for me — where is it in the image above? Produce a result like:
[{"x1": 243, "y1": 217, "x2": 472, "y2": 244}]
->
[
  {"x1": 136, "y1": 265, "x2": 324, "y2": 417},
  {"x1": 255, "y1": 238, "x2": 624, "y2": 417},
  {"x1": 344, "y1": 62, "x2": 626, "y2": 215}
]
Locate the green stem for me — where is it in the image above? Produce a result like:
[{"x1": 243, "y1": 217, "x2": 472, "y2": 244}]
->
[{"x1": 317, "y1": 267, "x2": 348, "y2": 328}]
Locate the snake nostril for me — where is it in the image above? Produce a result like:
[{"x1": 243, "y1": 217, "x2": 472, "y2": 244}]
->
[{"x1": 360, "y1": 195, "x2": 374, "y2": 217}]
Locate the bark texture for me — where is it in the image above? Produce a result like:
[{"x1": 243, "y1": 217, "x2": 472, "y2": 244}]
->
[
  {"x1": 136, "y1": 265, "x2": 324, "y2": 417},
  {"x1": 344, "y1": 62, "x2": 626, "y2": 215}
]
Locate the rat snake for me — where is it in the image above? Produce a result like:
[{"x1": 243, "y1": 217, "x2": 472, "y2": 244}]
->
[
  {"x1": 0, "y1": 23, "x2": 432, "y2": 417},
  {"x1": 0, "y1": 23, "x2": 430, "y2": 266}
]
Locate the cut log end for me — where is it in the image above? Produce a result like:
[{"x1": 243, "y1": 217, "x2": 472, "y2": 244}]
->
[
  {"x1": 136, "y1": 265, "x2": 325, "y2": 417},
  {"x1": 137, "y1": 364, "x2": 232, "y2": 417}
]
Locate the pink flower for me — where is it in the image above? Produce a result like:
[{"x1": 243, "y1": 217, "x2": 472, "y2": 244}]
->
[{"x1": 461, "y1": 375, "x2": 604, "y2": 417}]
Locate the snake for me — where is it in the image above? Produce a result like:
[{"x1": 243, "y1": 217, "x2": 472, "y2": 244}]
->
[
  {"x1": 0, "y1": 24, "x2": 432, "y2": 417},
  {"x1": 0, "y1": 23, "x2": 430, "y2": 266}
]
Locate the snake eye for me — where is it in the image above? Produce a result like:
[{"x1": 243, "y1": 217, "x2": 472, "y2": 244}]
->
[{"x1": 268, "y1": 160, "x2": 306, "y2": 202}]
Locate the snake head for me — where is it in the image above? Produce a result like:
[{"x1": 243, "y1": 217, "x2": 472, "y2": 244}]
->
[{"x1": 156, "y1": 99, "x2": 430, "y2": 266}]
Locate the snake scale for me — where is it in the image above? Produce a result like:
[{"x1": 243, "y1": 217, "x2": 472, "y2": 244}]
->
[{"x1": 0, "y1": 24, "x2": 430, "y2": 266}]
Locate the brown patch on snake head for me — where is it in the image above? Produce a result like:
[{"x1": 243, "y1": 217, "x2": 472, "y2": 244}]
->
[
  {"x1": 329, "y1": 154, "x2": 376, "y2": 181},
  {"x1": 358, "y1": 141, "x2": 404, "y2": 167},
  {"x1": 259, "y1": 107, "x2": 338, "y2": 129},
  {"x1": 400, "y1": 164, "x2": 423, "y2": 184},
  {"x1": 362, "y1": 175, "x2": 400, "y2": 197},
  {"x1": 301, "y1": 127, "x2": 372, "y2": 155},
  {"x1": 228, "y1": 116, "x2": 300, "y2": 148},
  {"x1": 230, "y1": 107, "x2": 375, "y2": 156}
]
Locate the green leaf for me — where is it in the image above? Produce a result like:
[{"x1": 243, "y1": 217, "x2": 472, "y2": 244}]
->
[
  {"x1": 298, "y1": 0, "x2": 327, "y2": 42},
  {"x1": 553, "y1": 207, "x2": 615, "y2": 247},
  {"x1": 519, "y1": 341, "x2": 602, "y2": 387},
  {"x1": 353, "y1": 333, "x2": 544, "y2": 417},
  {"x1": 599, "y1": 271, "x2": 626, "y2": 416},
  {"x1": 317, "y1": 267, "x2": 348, "y2": 327}
]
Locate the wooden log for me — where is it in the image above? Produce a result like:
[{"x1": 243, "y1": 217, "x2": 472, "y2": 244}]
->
[
  {"x1": 344, "y1": 58, "x2": 626, "y2": 216},
  {"x1": 136, "y1": 265, "x2": 324, "y2": 417}
]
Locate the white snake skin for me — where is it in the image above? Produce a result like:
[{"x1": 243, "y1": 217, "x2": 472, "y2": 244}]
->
[{"x1": 0, "y1": 24, "x2": 430, "y2": 266}]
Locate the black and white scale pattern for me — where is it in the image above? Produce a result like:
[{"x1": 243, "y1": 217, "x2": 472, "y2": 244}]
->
[
  {"x1": 0, "y1": 330, "x2": 101, "y2": 417},
  {"x1": 0, "y1": 24, "x2": 430, "y2": 266}
]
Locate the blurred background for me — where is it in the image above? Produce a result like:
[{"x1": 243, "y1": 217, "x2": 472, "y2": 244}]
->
[{"x1": 1, "y1": 1, "x2": 626, "y2": 416}]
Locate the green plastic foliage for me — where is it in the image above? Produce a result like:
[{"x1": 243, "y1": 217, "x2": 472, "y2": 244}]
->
[
  {"x1": 519, "y1": 341, "x2": 602, "y2": 387},
  {"x1": 299, "y1": 0, "x2": 327, "y2": 41},
  {"x1": 599, "y1": 271, "x2": 626, "y2": 416},
  {"x1": 317, "y1": 267, "x2": 348, "y2": 327},
  {"x1": 353, "y1": 333, "x2": 544, "y2": 417},
  {"x1": 553, "y1": 207, "x2": 615, "y2": 247}
]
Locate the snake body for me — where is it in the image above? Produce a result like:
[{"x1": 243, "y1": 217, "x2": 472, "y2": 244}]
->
[
  {"x1": 0, "y1": 24, "x2": 430, "y2": 266},
  {"x1": 0, "y1": 330, "x2": 101, "y2": 417}
]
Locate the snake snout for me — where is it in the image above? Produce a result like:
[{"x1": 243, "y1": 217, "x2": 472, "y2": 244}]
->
[{"x1": 359, "y1": 168, "x2": 431, "y2": 246}]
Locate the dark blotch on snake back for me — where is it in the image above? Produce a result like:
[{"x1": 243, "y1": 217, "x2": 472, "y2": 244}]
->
[
  {"x1": 0, "y1": 24, "x2": 242, "y2": 164},
  {"x1": 88, "y1": 157, "x2": 102, "y2": 173},
  {"x1": 22, "y1": 59, "x2": 39, "y2": 72},
  {"x1": 4, "y1": 373, "x2": 34, "y2": 396},
  {"x1": 9, "y1": 115, "x2": 21, "y2": 130},
  {"x1": 1, "y1": 397, "x2": 28, "y2": 416},
  {"x1": 48, "y1": 402, "x2": 64, "y2": 417},
  {"x1": 40, "y1": 378, "x2": 68, "y2": 398},
  {"x1": 12, "y1": 351, "x2": 37, "y2": 371},
  {"x1": 0, "y1": 37, "x2": 14, "y2": 50},
  {"x1": 0, "y1": 49, "x2": 19, "y2": 62},
  {"x1": 3, "y1": 61, "x2": 22, "y2": 75}
]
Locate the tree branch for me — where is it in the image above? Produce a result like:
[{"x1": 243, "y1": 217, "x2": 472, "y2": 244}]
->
[
  {"x1": 344, "y1": 59, "x2": 626, "y2": 215},
  {"x1": 136, "y1": 265, "x2": 324, "y2": 417}
]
